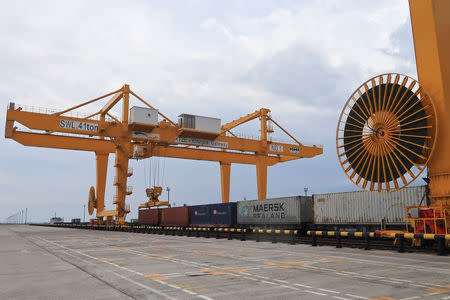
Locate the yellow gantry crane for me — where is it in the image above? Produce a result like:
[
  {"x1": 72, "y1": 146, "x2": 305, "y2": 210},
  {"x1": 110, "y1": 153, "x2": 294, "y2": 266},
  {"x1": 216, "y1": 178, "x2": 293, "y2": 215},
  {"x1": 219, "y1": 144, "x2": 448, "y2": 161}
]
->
[{"x1": 5, "y1": 86, "x2": 322, "y2": 224}]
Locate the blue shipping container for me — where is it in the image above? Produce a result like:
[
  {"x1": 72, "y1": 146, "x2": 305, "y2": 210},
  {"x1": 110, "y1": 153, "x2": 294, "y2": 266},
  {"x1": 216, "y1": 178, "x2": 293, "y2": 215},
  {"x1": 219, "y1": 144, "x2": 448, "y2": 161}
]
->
[
  {"x1": 191, "y1": 205, "x2": 210, "y2": 225},
  {"x1": 190, "y1": 203, "x2": 237, "y2": 226},
  {"x1": 210, "y1": 203, "x2": 236, "y2": 226}
]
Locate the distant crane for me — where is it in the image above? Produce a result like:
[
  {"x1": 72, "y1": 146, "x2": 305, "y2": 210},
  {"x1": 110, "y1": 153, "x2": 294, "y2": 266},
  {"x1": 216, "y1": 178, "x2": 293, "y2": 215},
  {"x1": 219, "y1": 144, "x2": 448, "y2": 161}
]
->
[{"x1": 5, "y1": 85, "x2": 322, "y2": 224}]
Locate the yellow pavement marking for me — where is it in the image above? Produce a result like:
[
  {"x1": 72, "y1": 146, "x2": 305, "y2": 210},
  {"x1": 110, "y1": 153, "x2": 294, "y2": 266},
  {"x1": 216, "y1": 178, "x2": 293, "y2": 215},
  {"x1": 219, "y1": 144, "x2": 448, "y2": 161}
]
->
[
  {"x1": 279, "y1": 265, "x2": 293, "y2": 268},
  {"x1": 211, "y1": 271, "x2": 228, "y2": 275},
  {"x1": 152, "y1": 277, "x2": 169, "y2": 280},
  {"x1": 320, "y1": 258, "x2": 332, "y2": 261},
  {"x1": 140, "y1": 255, "x2": 155, "y2": 259},
  {"x1": 332, "y1": 259, "x2": 347, "y2": 262},
  {"x1": 143, "y1": 274, "x2": 160, "y2": 277},
  {"x1": 221, "y1": 267, "x2": 235, "y2": 270},
  {"x1": 200, "y1": 268, "x2": 215, "y2": 272},
  {"x1": 174, "y1": 284, "x2": 207, "y2": 292},
  {"x1": 370, "y1": 298, "x2": 397, "y2": 300},
  {"x1": 97, "y1": 258, "x2": 112, "y2": 262},
  {"x1": 233, "y1": 269, "x2": 249, "y2": 272},
  {"x1": 265, "y1": 262, "x2": 278, "y2": 266},
  {"x1": 426, "y1": 287, "x2": 450, "y2": 293}
]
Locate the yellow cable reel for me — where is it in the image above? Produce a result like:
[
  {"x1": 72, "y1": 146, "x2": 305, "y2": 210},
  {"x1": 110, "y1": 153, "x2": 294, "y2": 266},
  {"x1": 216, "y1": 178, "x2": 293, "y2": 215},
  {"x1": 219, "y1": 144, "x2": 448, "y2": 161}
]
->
[{"x1": 336, "y1": 73, "x2": 437, "y2": 192}]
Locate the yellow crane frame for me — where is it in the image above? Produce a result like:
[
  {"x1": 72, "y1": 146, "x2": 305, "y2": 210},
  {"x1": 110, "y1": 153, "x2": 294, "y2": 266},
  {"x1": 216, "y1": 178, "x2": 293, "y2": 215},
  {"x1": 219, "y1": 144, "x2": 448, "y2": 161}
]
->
[{"x1": 5, "y1": 85, "x2": 322, "y2": 224}]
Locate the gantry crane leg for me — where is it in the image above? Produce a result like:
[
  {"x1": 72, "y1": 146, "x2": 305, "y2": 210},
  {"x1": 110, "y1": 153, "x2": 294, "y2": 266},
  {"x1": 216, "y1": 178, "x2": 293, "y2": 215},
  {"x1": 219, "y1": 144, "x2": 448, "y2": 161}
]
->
[
  {"x1": 220, "y1": 162, "x2": 231, "y2": 203},
  {"x1": 410, "y1": 0, "x2": 450, "y2": 208},
  {"x1": 95, "y1": 152, "x2": 108, "y2": 222},
  {"x1": 256, "y1": 156, "x2": 267, "y2": 200},
  {"x1": 113, "y1": 142, "x2": 130, "y2": 224}
]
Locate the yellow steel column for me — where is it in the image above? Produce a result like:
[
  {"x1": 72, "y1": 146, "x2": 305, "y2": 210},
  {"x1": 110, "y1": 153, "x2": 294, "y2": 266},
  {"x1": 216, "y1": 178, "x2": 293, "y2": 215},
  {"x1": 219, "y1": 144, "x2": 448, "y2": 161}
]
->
[
  {"x1": 256, "y1": 156, "x2": 267, "y2": 200},
  {"x1": 114, "y1": 84, "x2": 131, "y2": 224},
  {"x1": 95, "y1": 152, "x2": 108, "y2": 217},
  {"x1": 114, "y1": 143, "x2": 130, "y2": 224},
  {"x1": 409, "y1": 0, "x2": 450, "y2": 207},
  {"x1": 256, "y1": 108, "x2": 269, "y2": 200},
  {"x1": 122, "y1": 84, "x2": 130, "y2": 123},
  {"x1": 260, "y1": 108, "x2": 268, "y2": 142},
  {"x1": 220, "y1": 162, "x2": 231, "y2": 203}
]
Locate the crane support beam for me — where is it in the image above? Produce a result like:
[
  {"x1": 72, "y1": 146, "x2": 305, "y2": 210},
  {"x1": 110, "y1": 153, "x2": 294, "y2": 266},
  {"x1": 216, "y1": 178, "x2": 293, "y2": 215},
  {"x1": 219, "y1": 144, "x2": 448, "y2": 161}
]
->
[
  {"x1": 100, "y1": 91, "x2": 124, "y2": 116},
  {"x1": 220, "y1": 162, "x2": 231, "y2": 203},
  {"x1": 410, "y1": 0, "x2": 450, "y2": 206},
  {"x1": 256, "y1": 156, "x2": 268, "y2": 200},
  {"x1": 149, "y1": 126, "x2": 322, "y2": 158},
  {"x1": 95, "y1": 152, "x2": 108, "y2": 215},
  {"x1": 9, "y1": 130, "x2": 301, "y2": 166},
  {"x1": 11, "y1": 131, "x2": 115, "y2": 152},
  {"x1": 6, "y1": 109, "x2": 122, "y2": 137},
  {"x1": 221, "y1": 109, "x2": 264, "y2": 133},
  {"x1": 151, "y1": 145, "x2": 287, "y2": 166}
]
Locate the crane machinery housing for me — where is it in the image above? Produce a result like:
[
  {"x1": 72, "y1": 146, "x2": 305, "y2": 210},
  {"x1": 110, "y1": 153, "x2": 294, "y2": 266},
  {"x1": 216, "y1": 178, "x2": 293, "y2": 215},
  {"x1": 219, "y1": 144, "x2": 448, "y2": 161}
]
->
[{"x1": 5, "y1": 86, "x2": 323, "y2": 224}]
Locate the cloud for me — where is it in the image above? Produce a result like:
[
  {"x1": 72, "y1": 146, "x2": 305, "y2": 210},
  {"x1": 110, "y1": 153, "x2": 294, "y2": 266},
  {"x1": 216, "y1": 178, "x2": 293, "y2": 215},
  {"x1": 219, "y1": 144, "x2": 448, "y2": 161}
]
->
[{"x1": 0, "y1": 0, "x2": 418, "y2": 222}]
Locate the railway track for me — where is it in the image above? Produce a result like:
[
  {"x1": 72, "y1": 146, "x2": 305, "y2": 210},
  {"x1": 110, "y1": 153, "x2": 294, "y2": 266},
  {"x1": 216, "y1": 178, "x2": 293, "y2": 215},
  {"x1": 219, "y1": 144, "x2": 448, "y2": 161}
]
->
[{"x1": 31, "y1": 223, "x2": 448, "y2": 256}]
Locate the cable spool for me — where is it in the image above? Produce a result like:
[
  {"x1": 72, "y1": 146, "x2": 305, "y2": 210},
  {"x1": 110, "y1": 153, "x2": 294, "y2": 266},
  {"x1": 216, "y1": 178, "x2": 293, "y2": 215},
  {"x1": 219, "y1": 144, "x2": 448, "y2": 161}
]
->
[
  {"x1": 88, "y1": 186, "x2": 97, "y2": 215},
  {"x1": 336, "y1": 73, "x2": 437, "y2": 192}
]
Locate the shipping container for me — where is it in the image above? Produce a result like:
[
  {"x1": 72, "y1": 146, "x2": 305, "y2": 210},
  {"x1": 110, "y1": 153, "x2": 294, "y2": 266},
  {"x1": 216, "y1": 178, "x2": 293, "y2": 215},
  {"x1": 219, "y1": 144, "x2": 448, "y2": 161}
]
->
[
  {"x1": 178, "y1": 114, "x2": 221, "y2": 133},
  {"x1": 191, "y1": 205, "x2": 210, "y2": 225},
  {"x1": 138, "y1": 209, "x2": 160, "y2": 225},
  {"x1": 210, "y1": 203, "x2": 237, "y2": 226},
  {"x1": 129, "y1": 106, "x2": 158, "y2": 125},
  {"x1": 313, "y1": 185, "x2": 426, "y2": 226},
  {"x1": 191, "y1": 203, "x2": 237, "y2": 226},
  {"x1": 160, "y1": 206, "x2": 191, "y2": 226},
  {"x1": 237, "y1": 196, "x2": 313, "y2": 225}
]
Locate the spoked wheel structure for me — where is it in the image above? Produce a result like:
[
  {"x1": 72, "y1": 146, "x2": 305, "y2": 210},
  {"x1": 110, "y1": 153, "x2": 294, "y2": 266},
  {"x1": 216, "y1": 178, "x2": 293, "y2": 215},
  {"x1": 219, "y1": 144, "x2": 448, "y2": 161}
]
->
[{"x1": 336, "y1": 73, "x2": 437, "y2": 192}]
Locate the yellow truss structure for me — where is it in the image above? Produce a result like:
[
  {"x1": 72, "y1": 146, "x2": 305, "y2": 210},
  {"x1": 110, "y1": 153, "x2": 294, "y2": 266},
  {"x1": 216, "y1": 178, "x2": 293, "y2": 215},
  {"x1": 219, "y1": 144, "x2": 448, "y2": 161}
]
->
[{"x1": 5, "y1": 85, "x2": 322, "y2": 224}]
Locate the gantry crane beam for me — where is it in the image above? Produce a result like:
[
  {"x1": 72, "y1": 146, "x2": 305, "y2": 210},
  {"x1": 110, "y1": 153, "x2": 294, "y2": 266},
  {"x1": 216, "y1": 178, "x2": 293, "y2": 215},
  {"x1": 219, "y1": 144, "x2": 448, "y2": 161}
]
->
[
  {"x1": 5, "y1": 109, "x2": 321, "y2": 158},
  {"x1": 8, "y1": 131, "x2": 299, "y2": 166},
  {"x1": 5, "y1": 85, "x2": 322, "y2": 224}
]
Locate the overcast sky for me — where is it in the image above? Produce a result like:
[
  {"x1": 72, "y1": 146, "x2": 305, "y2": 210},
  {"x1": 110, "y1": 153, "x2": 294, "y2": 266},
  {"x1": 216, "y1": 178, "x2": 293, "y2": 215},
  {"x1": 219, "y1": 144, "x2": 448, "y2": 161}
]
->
[{"x1": 1, "y1": 0, "x2": 419, "y2": 223}]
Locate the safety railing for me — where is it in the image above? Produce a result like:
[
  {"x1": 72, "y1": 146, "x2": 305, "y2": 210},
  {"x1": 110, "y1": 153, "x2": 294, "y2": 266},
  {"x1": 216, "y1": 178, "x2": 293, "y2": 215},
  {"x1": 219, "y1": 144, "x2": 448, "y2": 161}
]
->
[{"x1": 9, "y1": 103, "x2": 118, "y2": 122}]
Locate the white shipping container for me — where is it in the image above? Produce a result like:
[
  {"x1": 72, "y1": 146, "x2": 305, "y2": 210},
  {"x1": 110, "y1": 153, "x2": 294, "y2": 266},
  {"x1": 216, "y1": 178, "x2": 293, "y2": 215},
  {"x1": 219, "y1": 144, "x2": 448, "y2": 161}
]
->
[
  {"x1": 178, "y1": 114, "x2": 221, "y2": 133},
  {"x1": 129, "y1": 106, "x2": 158, "y2": 125},
  {"x1": 237, "y1": 196, "x2": 313, "y2": 225},
  {"x1": 313, "y1": 185, "x2": 426, "y2": 225}
]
